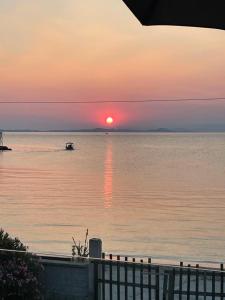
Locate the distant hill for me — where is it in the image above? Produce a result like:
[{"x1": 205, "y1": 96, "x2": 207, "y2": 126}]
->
[
  {"x1": 0, "y1": 128, "x2": 174, "y2": 133},
  {"x1": 3, "y1": 127, "x2": 225, "y2": 133}
]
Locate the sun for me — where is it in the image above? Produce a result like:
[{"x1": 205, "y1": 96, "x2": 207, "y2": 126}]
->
[{"x1": 106, "y1": 116, "x2": 114, "y2": 125}]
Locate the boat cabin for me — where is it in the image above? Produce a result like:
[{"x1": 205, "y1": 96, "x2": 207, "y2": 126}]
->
[{"x1": 65, "y1": 142, "x2": 74, "y2": 151}]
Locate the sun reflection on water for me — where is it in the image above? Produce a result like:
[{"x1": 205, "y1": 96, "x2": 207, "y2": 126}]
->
[{"x1": 104, "y1": 140, "x2": 113, "y2": 209}]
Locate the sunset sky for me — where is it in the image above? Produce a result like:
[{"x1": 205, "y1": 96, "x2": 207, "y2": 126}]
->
[{"x1": 1, "y1": 0, "x2": 225, "y2": 130}]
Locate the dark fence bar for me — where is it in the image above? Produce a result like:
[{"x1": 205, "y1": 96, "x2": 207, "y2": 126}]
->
[
  {"x1": 179, "y1": 262, "x2": 183, "y2": 300},
  {"x1": 109, "y1": 254, "x2": 113, "y2": 300},
  {"x1": 204, "y1": 271, "x2": 207, "y2": 300},
  {"x1": 195, "y1": 264, "x2": 199, "y2": 300},
  {"x1": 102, "y1": 253, "x2": 105, "y2": 300},
  {"x1": 140, "y1": 260, "x2": 143, "y2": 300},
  {"x1": 148, "y1": 258, "x2": 152, "y2": 300},
  {"x1": 117, "y1": 255, "x2": 120, "y2": 300},
  {"x1": 133, "y1": 257, "x2": 136, "y2": 299},
  {"x1": 187, "y1": 265, "x2": 191, "y2": 300},
  {"x1": 155, "y1": 266, "x2": 160, "y2": 300},
  {"x1": 125, "y1": 256, "x2": 128, "y2": 300},
  {"x1": 221, "y1": 264, "x2": 224, "y2": 300}
]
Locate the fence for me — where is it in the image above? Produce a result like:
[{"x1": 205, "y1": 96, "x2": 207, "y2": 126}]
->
[
  {"x1": 2, "y1": 243, "x2": 225, "y2": 299},
  {"x1": 93, "y1": 254, "x2": 160, "y2": 300},
  {"x1": 163, "y1": 263, "x2": 225, "y2": 300},
  {"x1": 92, "y1": 254, "x2": 225, "y2": 300}
]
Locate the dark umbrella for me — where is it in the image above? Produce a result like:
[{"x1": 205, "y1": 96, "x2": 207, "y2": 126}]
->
[{"x1": 122, "y1": 0, "x2": 225, "y2": 30}]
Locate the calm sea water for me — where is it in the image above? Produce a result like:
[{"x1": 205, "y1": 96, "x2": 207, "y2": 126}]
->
[{"x1": 1, "y1": 132, "x2": 225, "y2": 263}]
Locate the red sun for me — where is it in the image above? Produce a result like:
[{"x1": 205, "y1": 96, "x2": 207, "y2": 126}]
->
[{"x1": 106, "y1": 116, "x2": 114, "y2": 125}]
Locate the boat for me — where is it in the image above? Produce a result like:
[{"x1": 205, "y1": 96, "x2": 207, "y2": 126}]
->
[
  {"x1": 65, "y1": 142, "x2": 74, "y2": 151},
  {"x1": 0, "y1": 132, "x2": 12, "y2": 151}
]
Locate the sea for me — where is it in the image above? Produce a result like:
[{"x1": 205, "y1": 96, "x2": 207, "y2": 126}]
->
[{"x1": 1, "y1": 132, "x2": 225, "y2": 264}]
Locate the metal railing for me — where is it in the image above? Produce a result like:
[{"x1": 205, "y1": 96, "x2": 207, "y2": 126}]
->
[{"x1": 92, "y1": 254, "x2": 225, "y2": 300}]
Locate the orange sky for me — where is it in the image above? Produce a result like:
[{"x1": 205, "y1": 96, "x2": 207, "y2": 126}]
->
[{"x1": 0, "y1": 0, "x2": 225, "y2": 130}]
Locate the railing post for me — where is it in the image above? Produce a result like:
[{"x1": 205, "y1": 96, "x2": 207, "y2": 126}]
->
[
  {"x1": 221, "y1": 264, "x2": 224, "y2": 300},
  {"x1": 155, "y1": 266, "x2": 160, "y2": 300},
  {"x1": 167, "y1": 269, "x2": 175, "y2": 300},
  {"x1": 163, "y1": 272, "x2": 169, "y2": 300},
  {"x1": 89, "y1": 238, "x2": 103, "y2": 300}
]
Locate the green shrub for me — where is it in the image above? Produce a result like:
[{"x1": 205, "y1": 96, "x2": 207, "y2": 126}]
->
[{"x1": 0, "y1": 229, "x2": 43, "y2": 299}]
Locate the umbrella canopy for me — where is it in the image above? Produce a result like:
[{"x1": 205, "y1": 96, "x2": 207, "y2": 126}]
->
[{"x1": 122, "y1": 0, "x2": 225, "y2": 30}]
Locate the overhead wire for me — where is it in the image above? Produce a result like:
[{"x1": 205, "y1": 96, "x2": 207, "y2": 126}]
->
[{"x1": 0, "y1": 97, "x2": 225, "y2": 104}]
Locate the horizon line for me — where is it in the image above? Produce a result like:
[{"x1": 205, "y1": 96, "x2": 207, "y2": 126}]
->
[{"x1": 2, "y1": 129, "x2": 225, "y2": 133}]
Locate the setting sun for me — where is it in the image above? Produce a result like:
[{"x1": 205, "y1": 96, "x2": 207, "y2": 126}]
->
[{"x1": 106, "y1": 116, "x2": 114, "y2": 125}]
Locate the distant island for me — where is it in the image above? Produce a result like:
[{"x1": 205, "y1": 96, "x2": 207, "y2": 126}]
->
[
  {"x1": 1, "y1": 128, "x2": 225, "y2": 133},
  {"x1": 0, "y1": 128, "x2": 174, "y2": 133}
]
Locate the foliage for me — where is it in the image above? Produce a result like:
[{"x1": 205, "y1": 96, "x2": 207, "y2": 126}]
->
[
  {"x1": 72, "y1": 229, "x2": 89, "y2": 258},
  {"x1": 0, "y1": 228, "x2": 43, "y2": 299},
  {"x1": 0, "y1": 229, "x2": 27, "y2": 251}
]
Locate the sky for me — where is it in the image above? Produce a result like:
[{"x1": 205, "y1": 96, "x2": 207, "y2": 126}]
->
[{"x1": 0, "y1": 0, "x2": 225, "y2": 130}]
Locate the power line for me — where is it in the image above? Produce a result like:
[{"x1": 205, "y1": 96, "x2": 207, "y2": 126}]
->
[{"x1": 0, "y1": 97, "x2": 225, "y2": 104}]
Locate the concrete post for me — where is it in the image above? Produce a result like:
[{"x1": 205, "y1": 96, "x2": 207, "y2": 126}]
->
[
  {"x1": 89, "y1": 238, "x2": 102, "y2": 258},
  {"x1": 88, "y1": 238, "x2": 102, "y2": 300}
]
